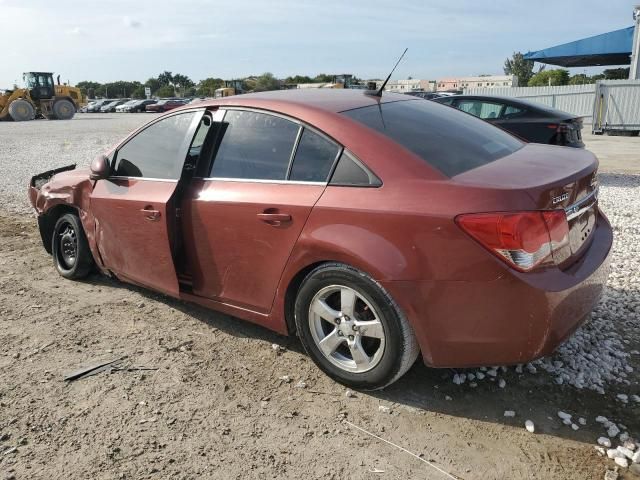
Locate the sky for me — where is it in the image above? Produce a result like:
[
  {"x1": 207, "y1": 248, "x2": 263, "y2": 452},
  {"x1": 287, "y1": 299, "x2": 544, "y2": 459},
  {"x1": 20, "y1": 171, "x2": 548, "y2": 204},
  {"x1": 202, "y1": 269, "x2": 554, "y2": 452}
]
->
[{"x1": 0, "y1": 0, "x2": 636, "y2": 87}]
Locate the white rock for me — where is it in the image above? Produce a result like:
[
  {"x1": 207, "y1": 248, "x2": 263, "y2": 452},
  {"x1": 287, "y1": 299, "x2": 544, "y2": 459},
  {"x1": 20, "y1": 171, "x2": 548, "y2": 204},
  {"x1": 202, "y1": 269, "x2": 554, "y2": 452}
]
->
[
  {"x1": 445, "y1": 395, "x2": 452, "y2": 401},
  {"x1": 345, "y1": 389, "x2": 356, "y2": 398},
  {"x1": 378, "y1": 405, "x2": 391, "y2": 414},
  {"x1": 594, "y1": 446, "x2": 606, "y2": 456},
  {"x1": 617, "y1": 446, "x2": 634, "y2": 460},
  {"x1": 452, "y1": 374, "x2": 464, "y2": 385},
  {"x1": 467, "y1": 373, "x2": 475, "y2": 381},
  {"x1": 619, "y1": 432, "x2": 629, "y2": 443},
  {"x1": 631, "y1": 394, "x2": 640, "y2": 403},
  {"x1": 617, "y1": 394, "x2": 629, "y2": 403},
  {"x1": 608, "y1": 424, "x2": 621, "y2": 438},
  {"x1": 469, "y1": 382, "x2": 478, "y2": 388},
  {"x1": 279, "y1": 375, "x2": 291, "y2": 383},
  {"x1": 294, "y1": 381, "x2": 307, "y2": 389},
  {"x1": 622, "y1": 440, "x2": 635, "y2": 451},
  {"x1": 476, "y1": 372, "x2": 485, "y2": 380},
  {"x1": 578, "y1": 417, "x2": 586, "y2": 425},
  {"x1": 598, "y1": 437, "x2": 612, "y2": 447},
  {"x1": 558, "y1": 411, "x2": 572, "y2": 421},
  {"x1": 614, "y1": 457, "x2": 629, "y2": 468},
  {"x1": 487, "y1": 368, "x2": 498, "y2": 377},
  {"x1": 498, "y1": 379, "x2": 506, "y2": 388},
  {"x1": 596, "y1": 416, "x2": 609, "y2": 424},
  {"x1": 562, "y1": 418, "x2": 572, "y2": 425},
  {"x1": 608, "y1": 448, "x2": 624, "y2": 459},
  {"x1": 525, "y1": 420, "x2": 535, "y2": 433},
  {"x1": 631, "y1": 450, "x2": 640, "y2": 463},
  {"x1": 515, "y1": 364, "x2": 523, "y2": 374},
  {"x1": 504, "y1": 410, "x2": 516, "y2": 417},
  {"x1": 571, "y1": 423, "x2": 579, "y2": 431}
]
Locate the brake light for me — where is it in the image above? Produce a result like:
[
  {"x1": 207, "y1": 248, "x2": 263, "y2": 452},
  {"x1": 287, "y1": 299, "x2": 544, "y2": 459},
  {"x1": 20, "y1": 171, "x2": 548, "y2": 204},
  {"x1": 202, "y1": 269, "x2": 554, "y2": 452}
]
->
[{"x1": 456, "y1": 210, "x2": 569, "y2": 272}]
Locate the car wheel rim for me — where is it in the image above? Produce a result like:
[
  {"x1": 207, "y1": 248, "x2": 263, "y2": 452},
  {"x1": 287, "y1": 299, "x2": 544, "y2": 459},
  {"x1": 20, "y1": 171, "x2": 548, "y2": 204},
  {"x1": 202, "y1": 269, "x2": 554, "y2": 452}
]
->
[
  {"x1": 58, "y1": 223, "x2": 77, "y2": 268},
  {"x1": 308, "y1": 285, "x2": 385, "y2": 373}
]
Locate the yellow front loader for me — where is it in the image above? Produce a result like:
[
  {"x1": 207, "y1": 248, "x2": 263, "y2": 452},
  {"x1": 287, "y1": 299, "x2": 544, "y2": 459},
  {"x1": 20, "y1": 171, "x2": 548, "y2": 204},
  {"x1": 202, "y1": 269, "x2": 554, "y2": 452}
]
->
[{"x1": 0, "y1": 72, "x2": 85, "y2": 122}]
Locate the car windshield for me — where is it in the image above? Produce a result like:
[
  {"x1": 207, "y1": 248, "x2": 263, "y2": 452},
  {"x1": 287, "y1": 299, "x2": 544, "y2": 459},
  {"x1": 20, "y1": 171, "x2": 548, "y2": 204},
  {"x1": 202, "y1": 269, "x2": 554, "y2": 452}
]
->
[{"x1": 342, "y1": 99, "x2": 524, "y2": 177}]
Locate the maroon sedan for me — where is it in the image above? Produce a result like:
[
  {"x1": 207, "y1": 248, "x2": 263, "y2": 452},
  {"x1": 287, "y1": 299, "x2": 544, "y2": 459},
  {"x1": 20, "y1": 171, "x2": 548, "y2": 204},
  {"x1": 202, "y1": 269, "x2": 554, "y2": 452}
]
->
[
  {"x1": 28, "y1": 90, "x2": 611, "y2": 390},
  {"x1": 146, "y1": 99, "x2": 186, "y2": 112}
]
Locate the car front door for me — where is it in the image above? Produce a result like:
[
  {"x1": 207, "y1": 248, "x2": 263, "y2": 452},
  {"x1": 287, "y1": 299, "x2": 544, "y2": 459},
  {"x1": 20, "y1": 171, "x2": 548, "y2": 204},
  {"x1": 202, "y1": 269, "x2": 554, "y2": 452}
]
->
[
  {"x1": 181, "y1": 109, "x2": 342, "y2": 314},
  {"x1": 90, "y1": 110, "x2": 203, "y2": 297}
]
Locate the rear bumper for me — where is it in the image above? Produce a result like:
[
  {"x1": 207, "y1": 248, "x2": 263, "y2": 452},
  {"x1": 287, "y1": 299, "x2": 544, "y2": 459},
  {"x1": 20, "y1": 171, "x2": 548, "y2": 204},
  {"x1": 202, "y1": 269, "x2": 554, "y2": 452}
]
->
[{"x1": 381, "y1": 212, "x2": 613, "y2": 368}]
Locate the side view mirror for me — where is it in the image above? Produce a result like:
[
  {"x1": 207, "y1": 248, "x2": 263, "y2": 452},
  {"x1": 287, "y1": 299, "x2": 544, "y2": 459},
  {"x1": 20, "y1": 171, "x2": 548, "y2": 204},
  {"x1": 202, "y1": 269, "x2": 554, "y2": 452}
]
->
[{"x1": 90, "y1": 154, "x2": 111, "y2": 180}]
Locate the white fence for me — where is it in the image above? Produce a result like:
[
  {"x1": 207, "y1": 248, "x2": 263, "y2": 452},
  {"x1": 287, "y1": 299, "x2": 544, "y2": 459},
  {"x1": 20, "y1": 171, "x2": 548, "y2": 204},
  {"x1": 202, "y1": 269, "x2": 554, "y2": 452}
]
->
[
  {"x1": 593, "y1": 79, "x2": 640, "y2": 132},
  {"x1": 464, "y1": 84, "x2": 596, "y2": 123}
]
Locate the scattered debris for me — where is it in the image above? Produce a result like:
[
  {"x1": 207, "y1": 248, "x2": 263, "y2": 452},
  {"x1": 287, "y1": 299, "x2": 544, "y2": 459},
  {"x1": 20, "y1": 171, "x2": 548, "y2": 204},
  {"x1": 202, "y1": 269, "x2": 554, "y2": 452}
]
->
[
  {"x1": 63, "y1": 356, "x2": 126, "y2": 382},
  {"x1": 279, "y1": 375, "x2": 292, "y2": 384},
  {"x1": 294, "y1": 381, "x2": 307, "y2": 389},
  {"x1": 378, "y1": 405, "x2": 391, "y2": 414}
]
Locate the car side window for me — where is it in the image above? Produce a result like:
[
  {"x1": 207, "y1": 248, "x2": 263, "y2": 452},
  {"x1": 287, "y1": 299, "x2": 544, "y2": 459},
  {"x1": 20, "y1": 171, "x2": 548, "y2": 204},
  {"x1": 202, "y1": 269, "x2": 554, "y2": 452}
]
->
[
  {"x1": 210, "y1": 110, "x2": 300, "y2": 180},
  {"x1": 456, "y1": 100, "x2": 503, "y2": 120},
  {"x1": 329, "y1": 150, "x2": 381, "y2": 187},
  {"x1": 436, "y1": 97, "x2": 455, "y2": 106},
  {"x1": 113, "y1": 112, "x2": 197, "y2": 179},
  {"x1": 289, "y1": 129, "x2": 341, "y2": 182},
  {"x1": 502, "y1": 105, "x2": 526, "y2": 118}
]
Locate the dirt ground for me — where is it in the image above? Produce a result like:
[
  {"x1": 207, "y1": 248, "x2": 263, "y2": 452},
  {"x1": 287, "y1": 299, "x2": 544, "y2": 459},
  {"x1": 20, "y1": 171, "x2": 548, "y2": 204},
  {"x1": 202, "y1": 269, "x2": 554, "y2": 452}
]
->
[{"x1": 0, "y1": 211, "x2": 637, "y2": 480}]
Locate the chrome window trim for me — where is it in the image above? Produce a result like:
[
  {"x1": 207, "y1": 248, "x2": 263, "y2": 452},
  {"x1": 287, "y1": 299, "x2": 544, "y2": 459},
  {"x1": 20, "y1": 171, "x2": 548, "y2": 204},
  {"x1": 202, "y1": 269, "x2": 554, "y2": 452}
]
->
[
  {"x1": 565, "y1": 188, "x2": 598, "y2": 221},
  {"x1": 107, "y1": 176, "x2": 179, "y2": 183},
  {"x1": 200, "y1": 176, "x2": 325, "y2": 186}
]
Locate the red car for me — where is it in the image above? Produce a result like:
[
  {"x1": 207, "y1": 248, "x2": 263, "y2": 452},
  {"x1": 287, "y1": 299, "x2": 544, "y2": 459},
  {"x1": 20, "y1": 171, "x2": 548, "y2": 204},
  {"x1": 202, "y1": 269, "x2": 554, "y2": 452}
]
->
[
  {"x1": 145, "y1": 99, "x2": 186, "y2": 112},
  {"x1": 28, "y1": 90, "x2": 612, "y2": 390}
]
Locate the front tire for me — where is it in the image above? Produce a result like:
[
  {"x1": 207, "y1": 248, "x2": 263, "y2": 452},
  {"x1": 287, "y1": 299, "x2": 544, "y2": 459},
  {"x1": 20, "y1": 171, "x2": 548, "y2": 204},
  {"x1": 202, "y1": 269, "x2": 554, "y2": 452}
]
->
[
  {"x1": 52, "y1": 213, "x2": 93, "y2": 279},
  {"x1": 294, "y1": 263, "x2": 419, "y2": 390},
  {"x1": 9, "y1": 99, "x2": 35, "y2": 121}
]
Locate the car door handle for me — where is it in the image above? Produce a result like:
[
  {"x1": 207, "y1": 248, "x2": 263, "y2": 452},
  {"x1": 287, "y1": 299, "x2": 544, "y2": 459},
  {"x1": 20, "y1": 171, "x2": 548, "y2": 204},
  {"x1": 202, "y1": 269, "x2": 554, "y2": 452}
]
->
[
  {"x1": 257, "y1": 212, "x2": 291, "y2": 226},
  {"x1": 140, "y1": 207, "x2": 160, "y2": 221}
]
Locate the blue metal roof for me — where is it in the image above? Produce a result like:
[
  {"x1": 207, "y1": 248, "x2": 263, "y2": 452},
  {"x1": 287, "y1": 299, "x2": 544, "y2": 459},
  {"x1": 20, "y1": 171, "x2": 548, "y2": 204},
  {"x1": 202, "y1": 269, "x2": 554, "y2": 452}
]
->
[{"x1": 524, "y1": 26, "x2": 634, "y2": 67}]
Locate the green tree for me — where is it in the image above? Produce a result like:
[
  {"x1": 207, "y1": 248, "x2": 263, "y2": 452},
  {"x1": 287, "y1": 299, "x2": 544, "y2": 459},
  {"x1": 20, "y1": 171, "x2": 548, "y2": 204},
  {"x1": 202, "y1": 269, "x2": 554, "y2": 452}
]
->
[
  {"x1": 568, "y1": 74, "x2": 592, "y2": 85},
  {"x1": 253, "y1": 72, "x2": 280, "y2": 92},
  {"x1": 284, "y1": 75, "x2": 313, "y2": 84},
  {"x1": 157, "y1": 71, "x2": 173, "y2": 86},
  {"x1": 76, "y1": 81, "x2": 102, "y2": 98},
  {"x1": 145, "y1": 78, "x2": 161, "y2": 95},
  {"x1": 503, "y1": 52, "x2": 535, "y2": 86},
  {"x1": 131, "y1": 86, "x2": 146, "y2": 99},
  {"x1": 155, "y1": 84, "x2": 175, "y2": 97},
  {"x1": 602, "y1": 68, "x2": 630, "y2": 80},
  {"x1": 528, "y1": 69, "x2": 570, "y2": 87},
  {"x1": 313, "y1": 73, "x2": 333, "y2": 83},
  {"x1": 196, "y1": 77, "x2": 224, "y2": 96}
]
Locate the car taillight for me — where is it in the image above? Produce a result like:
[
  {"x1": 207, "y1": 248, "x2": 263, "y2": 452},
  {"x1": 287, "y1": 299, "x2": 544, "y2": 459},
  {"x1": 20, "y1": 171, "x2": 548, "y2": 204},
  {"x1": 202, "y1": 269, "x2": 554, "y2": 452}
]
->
[{"x1": 456, "y1": 210, "x2": 569, "y2": 272}]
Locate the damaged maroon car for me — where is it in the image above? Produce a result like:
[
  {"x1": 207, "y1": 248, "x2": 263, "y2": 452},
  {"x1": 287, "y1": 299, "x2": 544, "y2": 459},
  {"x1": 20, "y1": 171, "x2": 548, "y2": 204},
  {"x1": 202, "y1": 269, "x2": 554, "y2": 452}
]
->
[{"x1": 28, "y1": 89, "x2": 612, "y2": 390}]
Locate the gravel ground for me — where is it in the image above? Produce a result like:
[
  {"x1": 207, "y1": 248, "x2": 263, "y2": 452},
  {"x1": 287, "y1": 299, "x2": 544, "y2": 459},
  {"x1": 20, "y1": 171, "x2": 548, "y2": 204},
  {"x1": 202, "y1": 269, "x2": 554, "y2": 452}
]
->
[{"x1": 0, "y1": 115, "x2": 639, "y2": 479}]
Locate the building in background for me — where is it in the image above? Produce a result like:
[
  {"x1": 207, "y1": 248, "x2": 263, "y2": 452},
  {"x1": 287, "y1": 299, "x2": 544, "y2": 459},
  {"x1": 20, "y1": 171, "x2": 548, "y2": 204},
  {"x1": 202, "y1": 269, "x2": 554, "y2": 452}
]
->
[
  {"x1": 436, "y1": 75, "x2": 518, "y2": 91},
  {"x1": 384, "y1": 78, "x2": 436, "y2": 93}
]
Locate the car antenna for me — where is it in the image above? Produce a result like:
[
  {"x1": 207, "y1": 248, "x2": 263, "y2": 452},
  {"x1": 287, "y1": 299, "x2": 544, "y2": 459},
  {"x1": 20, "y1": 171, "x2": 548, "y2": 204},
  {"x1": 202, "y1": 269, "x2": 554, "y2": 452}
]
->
[{"x1": 367, "y1": 48, "x2": 408, "y2": 97}]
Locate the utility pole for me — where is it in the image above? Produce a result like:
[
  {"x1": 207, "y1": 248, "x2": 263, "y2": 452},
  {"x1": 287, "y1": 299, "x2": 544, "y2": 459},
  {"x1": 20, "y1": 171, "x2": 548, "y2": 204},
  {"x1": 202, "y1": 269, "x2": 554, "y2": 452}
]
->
[{"x1": 631, "y1": 5, "x2": 640, "y2": 79}]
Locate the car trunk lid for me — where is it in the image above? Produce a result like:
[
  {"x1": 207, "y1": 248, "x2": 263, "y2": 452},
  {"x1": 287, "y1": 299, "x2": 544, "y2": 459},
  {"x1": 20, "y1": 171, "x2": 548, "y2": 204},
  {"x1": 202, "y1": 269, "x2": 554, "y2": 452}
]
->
[{"x1": 453, "y1": 143, "x2": 599, "y2": 267}]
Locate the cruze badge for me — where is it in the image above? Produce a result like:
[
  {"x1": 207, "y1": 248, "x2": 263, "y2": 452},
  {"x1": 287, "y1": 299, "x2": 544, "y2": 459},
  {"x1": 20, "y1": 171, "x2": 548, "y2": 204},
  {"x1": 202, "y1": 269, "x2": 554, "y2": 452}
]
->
[{"x1": 552, "y1": 192, "x2": 570, "y2": 204}]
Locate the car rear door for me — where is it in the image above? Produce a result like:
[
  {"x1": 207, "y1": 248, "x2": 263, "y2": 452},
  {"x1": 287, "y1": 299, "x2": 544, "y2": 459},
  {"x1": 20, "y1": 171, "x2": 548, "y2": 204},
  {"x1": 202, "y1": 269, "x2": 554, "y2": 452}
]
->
[
  {"x1": 90, "y1": 109, "x2": 203, "y2": 297},
  {"x1": 181, "y1": 109, "x2": 342, "y2": 314}
]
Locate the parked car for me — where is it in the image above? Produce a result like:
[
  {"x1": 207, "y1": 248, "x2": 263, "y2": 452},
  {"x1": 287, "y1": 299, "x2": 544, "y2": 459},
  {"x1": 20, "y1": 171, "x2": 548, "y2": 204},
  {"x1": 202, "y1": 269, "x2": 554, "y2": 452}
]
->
[
  {"x1": 86, "y1": 99, "x2": 114, "y2": 113},
  {"x1": 433, "y1": 95, "x2": 585, "y2": 148},
  {"x1": 126, "y1": 99, "x2": 157, "y2": 112},
  {"x1": 100, "y1": 99, "x2": 130, "y2": 113},
  {"x1": 115, "y1": 100, "x2": 139, "y2": 113},
  {"x1": 146, "y1": 99, "x2": 187, "y2": 112},
  {"x1": 28, "y1": 90, "x2": 611, "y2": 390}
]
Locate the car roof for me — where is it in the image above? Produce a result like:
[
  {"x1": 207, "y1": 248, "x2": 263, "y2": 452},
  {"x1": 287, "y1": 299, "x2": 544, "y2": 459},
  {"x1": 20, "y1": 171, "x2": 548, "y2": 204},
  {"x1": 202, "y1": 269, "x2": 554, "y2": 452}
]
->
[
  {"x1": 439, "y1": 94, "x2": 575, "y2": 118},
  {"x1": 194, "y1": 89, "x2": 414, "y2": 115}
]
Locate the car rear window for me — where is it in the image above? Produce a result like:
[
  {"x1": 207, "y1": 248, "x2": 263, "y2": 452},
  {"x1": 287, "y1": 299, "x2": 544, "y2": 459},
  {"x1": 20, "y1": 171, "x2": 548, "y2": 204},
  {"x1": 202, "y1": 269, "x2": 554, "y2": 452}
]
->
[{"x1": 342, "y1": 99, "x2": 523, "y2": 177}]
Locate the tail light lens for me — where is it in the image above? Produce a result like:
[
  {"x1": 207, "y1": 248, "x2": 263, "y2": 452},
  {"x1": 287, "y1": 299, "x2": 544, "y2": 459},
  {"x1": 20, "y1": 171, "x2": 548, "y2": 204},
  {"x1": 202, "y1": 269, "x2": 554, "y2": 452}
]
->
[{"x1": 456, "y1": 210, "x2": 569, "y2": 272}]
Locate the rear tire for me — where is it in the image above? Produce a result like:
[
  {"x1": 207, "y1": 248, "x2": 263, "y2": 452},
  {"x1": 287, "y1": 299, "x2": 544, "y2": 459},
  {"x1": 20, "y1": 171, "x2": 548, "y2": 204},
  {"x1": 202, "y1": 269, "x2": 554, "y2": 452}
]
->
[
  {"x1": 52, "y1": 99, "x2": 75, "y2": 120},
  {"x1": 52, "y1": 213, "x2": 93, "y2": 279},
  {"x1": 294, "y1": 263, "x2": 419, "y2": 390},
  {"x1": 8, "y1": 99, "x2": 35, "y2": 121}
]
